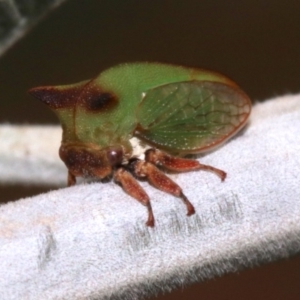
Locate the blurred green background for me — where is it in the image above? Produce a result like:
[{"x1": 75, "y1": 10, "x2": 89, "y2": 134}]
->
[{"x1": 1, "y1": 0, "x2": 300, "y2": 299}]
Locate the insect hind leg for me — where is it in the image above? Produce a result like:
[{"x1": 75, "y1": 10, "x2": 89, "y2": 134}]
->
[{"x1": 145, "y1": 148, "x2": 226, "y2": 181}]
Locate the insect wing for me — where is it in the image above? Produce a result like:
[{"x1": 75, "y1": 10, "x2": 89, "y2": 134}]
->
[{"x1": 135, "y1": 81, "x2": 251, "y2": 154}]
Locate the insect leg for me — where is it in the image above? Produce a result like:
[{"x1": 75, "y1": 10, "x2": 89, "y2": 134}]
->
[
  {"x1": 114, "y1": 167, "x2": 155, "y2": 227},
  {"x1": 145, "y1": 149, "x2": 226, "y2": 181},
  {"x1": 128, "y1": 159, "x2": 195, "y2": 216},
  {"x1": 68, "y1": 171, "x2": 77, "y2": 186}
]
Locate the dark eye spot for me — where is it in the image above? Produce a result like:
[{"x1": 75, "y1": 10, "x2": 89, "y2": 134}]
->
[{"x1": 85, "y1": 92, "x2": 118, "y2": 112}]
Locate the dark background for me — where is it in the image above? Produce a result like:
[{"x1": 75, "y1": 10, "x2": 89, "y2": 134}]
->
[{"x1": 1, "y1": 0, "x2": 300, "y2": 299}]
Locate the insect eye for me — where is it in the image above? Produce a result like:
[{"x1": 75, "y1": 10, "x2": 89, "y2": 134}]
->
[{"x1": 106, "y1": 146, "x2": 123, "y2": 166}]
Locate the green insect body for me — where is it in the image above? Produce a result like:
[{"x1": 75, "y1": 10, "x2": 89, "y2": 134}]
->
[{"x1": 29, "y1": 62, "x2": 251, "y2": 227}]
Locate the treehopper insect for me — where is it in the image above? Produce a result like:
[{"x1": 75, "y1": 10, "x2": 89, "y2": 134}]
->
[{"x1": 29, "y1": 62, "x2": 251, "y2": 227}]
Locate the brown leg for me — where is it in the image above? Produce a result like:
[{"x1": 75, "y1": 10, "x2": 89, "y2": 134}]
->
[
  {"x1": 129, "y1": 160, "x2": 195, "y2": 216},
  {"x1": 114, "y1": 168, "x2": 155, "y2": 227},
  {"x1": 68, "y1": 171, "x2": 76, "y2": 186},
  {"x1": 145, "y1": 149, "x2": 226, "y2": 181}
]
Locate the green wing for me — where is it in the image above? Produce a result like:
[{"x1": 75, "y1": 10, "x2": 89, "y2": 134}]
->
[{"x1": 135, "y1": 81, "x2": 251, "y2": 154}]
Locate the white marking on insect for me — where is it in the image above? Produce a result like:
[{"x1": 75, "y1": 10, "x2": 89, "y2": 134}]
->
[{"x1": 130, "y1": 137, "x2": 151, "y2": 160}]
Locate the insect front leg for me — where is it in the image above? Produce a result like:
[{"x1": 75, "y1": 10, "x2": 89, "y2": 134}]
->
[
  {"x1": 128, "y1": 159, "x2": 195, "y2": 216},
  {"x1": 145, "y1": 149, "x2": 226, "y2": 181},
  {"x1": 114, "y1": 168, "x2": 155, "y2": 227},
  {"x1": 68, "y1": 171, "x2": 77, "y2": 186}
]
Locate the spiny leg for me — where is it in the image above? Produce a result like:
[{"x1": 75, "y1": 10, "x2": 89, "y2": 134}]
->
[
  {"x1": 145, "y1": 148, "x2": 226, "y2": 181},
  {"x1": 114, "y1": 167, "x2": 155, "y2": 227},
  {"x1": 128, "y1": 159, "x2": 195, "y2": 216}
]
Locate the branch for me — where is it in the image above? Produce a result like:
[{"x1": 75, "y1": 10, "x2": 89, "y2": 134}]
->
[{"x1": 1, "y1": 94, "x2": 300, "y2": 299}]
